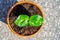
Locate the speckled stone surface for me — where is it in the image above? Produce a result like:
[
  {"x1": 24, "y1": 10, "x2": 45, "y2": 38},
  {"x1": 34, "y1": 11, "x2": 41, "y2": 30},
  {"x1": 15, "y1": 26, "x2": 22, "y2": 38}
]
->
[{"x1": 0, "y1": 0, "x2": 60, "y2": 40}]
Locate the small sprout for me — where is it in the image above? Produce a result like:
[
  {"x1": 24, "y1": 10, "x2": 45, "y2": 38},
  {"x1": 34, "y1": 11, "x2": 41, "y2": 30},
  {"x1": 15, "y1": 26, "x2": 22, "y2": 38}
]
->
[
  {"x1": 14, "y1": 15, "x2": 29, "y2": 27},
  {"x1": 29, "y1": 15, "x2": 44, "y2": 27},
  {"x1": 14, "y1": 14, "x2": 44, "y2": 27}
]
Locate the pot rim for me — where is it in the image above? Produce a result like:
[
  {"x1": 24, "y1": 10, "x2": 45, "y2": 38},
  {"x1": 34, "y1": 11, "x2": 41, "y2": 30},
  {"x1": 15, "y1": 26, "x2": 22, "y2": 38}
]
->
[{"x1": 7, "y1": 1, "x2": 44, "y2": 38}]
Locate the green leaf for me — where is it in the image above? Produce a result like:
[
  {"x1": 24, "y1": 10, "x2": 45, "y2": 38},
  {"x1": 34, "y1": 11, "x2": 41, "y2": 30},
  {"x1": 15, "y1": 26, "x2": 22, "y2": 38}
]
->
[
  {"x1": 14, "y1": 15, "x2": 29, "y2": 27},
  {"x1": 29, "y1": 15, "x2": 44, "y2": 27}
]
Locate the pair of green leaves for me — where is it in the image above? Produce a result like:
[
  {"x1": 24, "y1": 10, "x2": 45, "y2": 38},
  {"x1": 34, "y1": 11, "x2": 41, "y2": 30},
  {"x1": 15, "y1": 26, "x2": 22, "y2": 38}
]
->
[{"x1": 14, "y1": 15, "x2": 44, "y2": 27}]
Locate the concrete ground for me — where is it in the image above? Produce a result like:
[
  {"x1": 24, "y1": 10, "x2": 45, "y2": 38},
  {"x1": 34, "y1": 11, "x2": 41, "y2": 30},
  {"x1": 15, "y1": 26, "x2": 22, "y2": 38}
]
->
[{"x1": 0, "y1": 0, "x2": 60, "y2": 40}]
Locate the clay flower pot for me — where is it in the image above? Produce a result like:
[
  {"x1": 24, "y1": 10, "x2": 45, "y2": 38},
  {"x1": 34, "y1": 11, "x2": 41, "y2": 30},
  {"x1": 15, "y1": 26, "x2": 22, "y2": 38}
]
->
[{"x1": 7, "y1": 0, "x2": 44, "y2": 38}]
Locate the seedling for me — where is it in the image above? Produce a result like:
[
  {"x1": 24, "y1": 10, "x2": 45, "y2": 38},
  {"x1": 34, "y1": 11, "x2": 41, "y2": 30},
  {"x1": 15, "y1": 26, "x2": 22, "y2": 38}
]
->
[{"x1": 14, "y1": 15, "x2": 44, "y2": 27}]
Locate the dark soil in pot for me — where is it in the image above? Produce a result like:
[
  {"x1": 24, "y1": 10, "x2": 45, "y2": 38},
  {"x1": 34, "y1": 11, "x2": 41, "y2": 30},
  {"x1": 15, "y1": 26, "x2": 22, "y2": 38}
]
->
[{"x1": 9, "y1": 3, "x2": 42, "y2": 36}]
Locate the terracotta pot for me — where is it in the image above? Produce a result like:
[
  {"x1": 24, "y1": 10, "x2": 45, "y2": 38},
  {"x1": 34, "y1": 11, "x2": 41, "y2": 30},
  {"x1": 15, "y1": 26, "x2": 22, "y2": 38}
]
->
[{"x1": 7, "y1": 0, "x2": 44, "y2": 38}]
